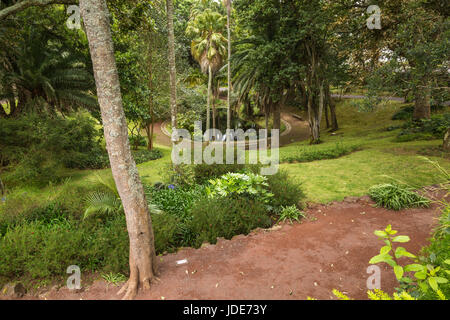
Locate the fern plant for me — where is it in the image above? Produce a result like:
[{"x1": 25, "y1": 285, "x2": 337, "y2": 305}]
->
[{"x1": 83, "y1": 191, "x2": 122, "y2": 219}]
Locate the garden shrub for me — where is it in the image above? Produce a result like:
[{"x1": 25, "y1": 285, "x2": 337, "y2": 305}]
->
[
  {"x1": 392, "y1": 106, "x2": 415, "y2": 120},
  {"x1": 395, "y1": 113, "x2": 450, "y2": 142},
  {"x1": 206, "y1": 172, "x2": 274, "y2": 206},
  {"x1": 151, "y1": 211, "x2": 181, "y2": 254},
  {"x1": 162, "y1": 162, "x2": 260, "y2": 187},
  {"x1": 145, "y1": 184, "x2": 206, "y2": 220},
  {"x1": 368, "y1": 183, "x2": 430, "y2": 210},
  {"x1": 418, "y1": 202, "x2": 450, "y2": 299},
  {"x1": 391, "y1": 105, "x2": 445, "y2": 121},
  {"x1": 189, "y1": 196, "x2": 272, "y2": 247},
  {"x1": 132, "y1": 149, "x2": 163, "y2": 164},
  {"x1": 266, "y1": 170, "x2": 305, "y2": 210}
]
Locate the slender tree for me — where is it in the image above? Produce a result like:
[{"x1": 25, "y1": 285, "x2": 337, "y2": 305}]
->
[
  {"x1": 79, "y1": 0, "x2": 157, "y2": 300},
  {"x1": 225, "y1": 0, "x2": 232, "y2": 140},
  {"x1": 166, "y1": 0, "x2": 177, "y2": 136},
  {"x1": 186, "y1": 8, "x2": 227, "y2": 132}
]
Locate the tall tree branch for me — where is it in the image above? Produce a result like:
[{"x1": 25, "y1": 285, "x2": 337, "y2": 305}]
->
[{"x1": 0, "y1": 0, "x2": 77, "y2": 20}]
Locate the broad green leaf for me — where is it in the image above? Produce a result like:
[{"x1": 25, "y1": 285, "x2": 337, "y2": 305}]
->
[
  {"x1": 415, "y1": 271, "x2": 427, "y2": 280},
  {"x1": 434, "y1": 277, "x2": 448, "y2": 284},
  {"x1": 404, "y1": 264, "x2": 425, "y2": 272},
  {"x1": 394, "y1": 265, "x2": 404, "y2": 280},
  {"x1": 385, "y1": 258, "x2": 397, "y2": 268},
  {"x1": 394, "y1": 247, "x2": 416, "y2": 259},
  {"x1": 380, "y1": 245, "x2": 391, "y2": 255},
  {"x1": 418, "y1": 281, "x2": 429, "y2": 292},
  {"x1": 374, "y1": 230, "x2": 387, "y2": 237},
  {"x1": 369, "y1": 253, "x2": 391, "y2": 264},
  {"x1": 428, "y1": 277, "x2": 438, "y2": 291}
]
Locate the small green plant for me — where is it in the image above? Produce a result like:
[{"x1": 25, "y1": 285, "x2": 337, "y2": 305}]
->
[
  {"x1": 368, "y1": 183, "x2": 430, "y2": 210},
  {"x1": 277, "y1": 205, "x2": 305, "y2": 224},
  {"x1": 101, "y1": 272, "x2": 127, "y2": 286},
  {"x1": 369, "y1": 225, "x2": 449, "y2": 300}
]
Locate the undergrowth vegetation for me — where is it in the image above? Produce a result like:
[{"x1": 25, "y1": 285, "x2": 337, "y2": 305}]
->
[
  {"x1": 368, "y1": 183, "x2": 431, "y2": 211},
  {"x1": 0, "y1": 164, "x2": 305, "y2": 287}
]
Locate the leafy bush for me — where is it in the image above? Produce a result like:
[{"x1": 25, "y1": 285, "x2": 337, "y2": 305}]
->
[
  {"x1": 151, "y1": 211, "x2": 182, "y2": 254},
  {"x1": 392, "y1": 105, "x2": 445, "y2": 121},
  {"x1": 0, "y1": 215, "x2": 130, "y2": 284},
  {"x1": 266, "y1": 170, "x2": 305, "y2": 209},
  {"x1": 146, "y1": 184, "x2": 206, "y2": 220},
  {"x1": 0, "y1": 113, "x2": 106, "y2": 185},
  {"x1": 392, "y1": 106, "x2": 415, "y2": 120},
  {"x1": 189, "y1": 196, "x2": 272, "y2": 247},
  {"x1": 369, "y1": 224, "x2": 449, "y2": 300},
  {"x1": 395, "y1": 113, "x2": 450, "y2": 142},
  {"x1": 349, "y1": 95, "x2": 382, "y2": 113},
  {"x1": 368, "y1": 183, "x2": 430, "y2": 210},
  {"x1": 162, "y1": 162, "x2": 259, "y2": 187},
  {"x1": 206, "y1": 172, "x2": 274, "y2": 206}
]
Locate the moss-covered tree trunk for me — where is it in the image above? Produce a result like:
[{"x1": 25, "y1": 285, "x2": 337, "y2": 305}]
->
[{"x1": 80, "y1": 0, "x2": 157, "y2": 300}]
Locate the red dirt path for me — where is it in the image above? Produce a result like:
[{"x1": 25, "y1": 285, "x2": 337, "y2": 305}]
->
[{"x1": 12, "y1": 187, "x2": 445, "y2": 301}]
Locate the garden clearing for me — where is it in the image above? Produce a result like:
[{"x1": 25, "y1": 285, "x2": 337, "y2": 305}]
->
[{"x1": 8, "y1": 186, "x2": 446, "y2": 300}]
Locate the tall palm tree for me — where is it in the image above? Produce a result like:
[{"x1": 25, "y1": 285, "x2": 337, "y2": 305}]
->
[{"x1": 186, "y1": 8, "x2": 227, "y2": 132}]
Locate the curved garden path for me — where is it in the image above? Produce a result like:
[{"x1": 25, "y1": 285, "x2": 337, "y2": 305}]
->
[{"x1": 10, "y1": 186, "x2": 446, "y2": 300}]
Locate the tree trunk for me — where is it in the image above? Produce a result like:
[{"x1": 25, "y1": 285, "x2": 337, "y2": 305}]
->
[
  {"x1": 413, "y1": 82, "x2": 431, "y2": 121},
  {"x1": 80, "y1": 0, "x2": 157, "y2": 300},
  {"x1": 206, "y1": 64, "x2": 212, "y2": 133},
  {"x1": 325, "y1": 84, "x2": 338, "y2": 131},
  {"x1": 212, "y1": 88, "x2": 216, "y2": 131},
  {"x1": 308, "y1": 86, "x2": 323, "y2": 144},
  {"x1": 167, "y1": 0, "x2": 177, "y2": 136},
  {"x1": 324, "y1": 102, "x2": 330, "y2": 129},
  {"x1": 444, "y1": 128, "x2": 450, "y2": 152},
  {"x1": 226, "y1": 0, "x2": 232, "y2": 141},
  {"x1": 272, "y1": 101, "x2": 281, "y2": 131},
  {"x1": 147, "y1": 30, "x2": 154, "y2": 150}
]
